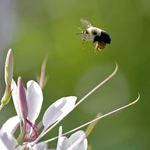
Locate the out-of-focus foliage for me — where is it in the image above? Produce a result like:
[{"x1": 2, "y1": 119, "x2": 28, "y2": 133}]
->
[{"x1": 0, "y1": 0, "x2": 150, "y2": 149}]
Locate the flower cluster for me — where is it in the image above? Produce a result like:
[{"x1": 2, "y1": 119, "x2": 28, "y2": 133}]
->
[{"x1": 0, "y1": 49, "x2": 140, "y2": 150}]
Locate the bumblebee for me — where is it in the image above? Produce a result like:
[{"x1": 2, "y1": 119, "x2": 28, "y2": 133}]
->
[{"x1": 77, "y1": 18, "x2": 111, "y2": 53}]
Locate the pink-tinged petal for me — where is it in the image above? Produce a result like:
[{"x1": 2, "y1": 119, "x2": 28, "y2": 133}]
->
[
  {"x1": 29, "y1": 142, "x2": 47, "y2": 150},
  {"x1": 17, "y1": 77, "x2": 28, "y2": 119},
  {"x1": 1, "y1": 116, "x2": 20, "y2": 135},
  {"x1": 26, "y1": 80, "x2": 43, "y2": 123},
  {"x1": 43, "y1": 96, "x2": 77, "y2": 129},
  {"x1": 11, "y1": 80, "x2": 21, "y2": 118},
  {"x1": 0, "y1": 131, "x2": 22, "y2": 150}
]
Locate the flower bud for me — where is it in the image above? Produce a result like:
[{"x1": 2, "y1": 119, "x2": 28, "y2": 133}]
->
[
  {"x1": 0, "y1": 49, "x2": 14, "y2": 110},
  {"x1": 5, "y1": 48, "x2": 14, "y2": 86}
]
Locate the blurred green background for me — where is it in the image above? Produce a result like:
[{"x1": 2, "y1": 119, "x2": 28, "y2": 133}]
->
[{"x1": 0, "y1": 0, "x2": 150, "y2": 149}]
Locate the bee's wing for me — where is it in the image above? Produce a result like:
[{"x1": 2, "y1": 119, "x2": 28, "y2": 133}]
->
[
  {"x1": 77, "y1": 33, "x2": 95, "y2": 41},
  {"x1": 80, "y1": 18, "x2": 92, "y2": 28}
]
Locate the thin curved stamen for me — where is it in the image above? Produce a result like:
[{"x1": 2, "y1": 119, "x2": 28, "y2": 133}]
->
[
  {"x1": 63, "y1": 93, "x2": 140, "y2": 136},
  {"x1": 24, "y1": 119, "x2": 38, "y2": 142},
  {"x1": 74, "y1": 62, "x2": 118, "y2": 108}
]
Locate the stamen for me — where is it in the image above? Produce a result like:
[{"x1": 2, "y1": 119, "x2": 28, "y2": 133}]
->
[
  {"x1": 75, "y1": 62, "x2": 118, "y2": 108},
  {"x1": 24, "y1": 119, "x2": 38, "y2": 142},
  {"x1": 63, "y1": 93, "x2": 140, "y2": 136},
  {"x1": 38, "y1": 94, "x2": 140, "y2": 145}
]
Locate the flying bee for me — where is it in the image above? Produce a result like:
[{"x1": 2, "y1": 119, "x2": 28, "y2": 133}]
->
[{"x1": 77, "y1": 18, "x2": 111, "y2": 53}]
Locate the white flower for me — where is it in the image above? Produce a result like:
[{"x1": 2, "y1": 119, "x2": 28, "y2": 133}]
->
[
  {"x1": 12, "y1": 77, "x2": 43, "y2": 123},
  {"x1": 7, "y1": 76, "x2": 77, "y2": 149}
]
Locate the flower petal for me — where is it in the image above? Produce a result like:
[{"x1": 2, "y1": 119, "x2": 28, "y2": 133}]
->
[
  {"x1": 56, "y1": 126, "x2": 87, "y2": 150},
  {"x1": 57, "y1": 136, "x2": 70, "y2": 150},
  {"x1": 12, "y1": 77, "x2": 28, "y2": 119},
  {"x1": 29, "y1": 142, "x2": 47, "y2": 150},
  {"x1": 18, "y1": 77, "x2": 28, "y2": 119},
  {"x1": 1, "y1": 116, "x2": 20, "y2": 135},
  {"x1": 26, "y1": 80, "x2": 43, "y2": 123},
  {"x1": 69, "y1": 131, "x2": 88, "y2": 150},
  {"x1": 56, "y1": 126, "x2": 70, "y2": 150},
  {"x1": 43, "y1": 96, "x2": 77, "y2": 129},
  {"x1": 0, "y1": 131, "x2": 21, "y2": 150},
  {"x1": 11, "y1": 79, "x2": 22, "y2": 119}
]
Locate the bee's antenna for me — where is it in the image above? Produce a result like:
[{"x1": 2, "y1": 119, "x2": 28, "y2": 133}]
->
[{"x1": 78, "y1": 27, "x2": 83, "y2": 31}]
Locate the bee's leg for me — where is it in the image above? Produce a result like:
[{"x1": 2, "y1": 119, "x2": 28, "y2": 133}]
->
[
  {"x1": 94, "y1": 44, "x2": 99, "y2": 54},
  {"x1": 94, "y1": 48, "x2": 98, "y2": 54},
  {"x1": 82, "y1": 40, "x2": 85, "y2": 49}
]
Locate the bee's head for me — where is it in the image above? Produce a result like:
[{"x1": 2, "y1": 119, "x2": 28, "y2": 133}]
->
[{"x1": 82, "y1": 30, "x2": 89, "y2": 34}]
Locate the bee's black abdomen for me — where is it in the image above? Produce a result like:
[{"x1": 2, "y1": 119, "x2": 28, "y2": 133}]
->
[{"x1": 94, "y1": 31, "x2": 111, "y2": 44}]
